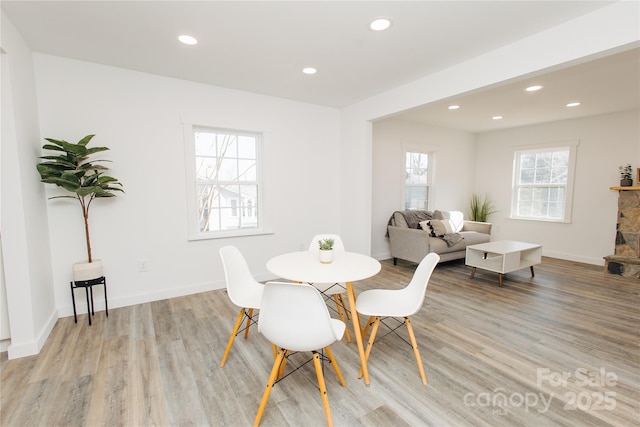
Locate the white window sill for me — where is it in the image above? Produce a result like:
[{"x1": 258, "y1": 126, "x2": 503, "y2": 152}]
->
[
  {"x1": 188, "y1": 229, "x2": 274, "y2": 241},
  {"x1": 508, "y1": 216, "x2": 570, "y2": 224}
]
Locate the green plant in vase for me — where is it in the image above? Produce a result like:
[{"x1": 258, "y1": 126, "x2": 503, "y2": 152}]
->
[
  {"x1": 318, "y1": 238, "x2": 335, "y2": 263},
  {"x1": 619, "y1": 164, "x2": 633, "y2": 186},
  {"x1": 36, "y1": 134, "x2": 124, "y2": 280},
  {"x1": 469, "y1": 193, "x2": 497, "y2": 222},
  {"x1": 318, "y1": 238, "x2": 335, "y2": 251}
]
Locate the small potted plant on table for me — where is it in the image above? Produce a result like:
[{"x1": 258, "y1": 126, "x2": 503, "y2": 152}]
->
[{"x1": 318, "y1": 238, "x2": 335, "y2": 264}]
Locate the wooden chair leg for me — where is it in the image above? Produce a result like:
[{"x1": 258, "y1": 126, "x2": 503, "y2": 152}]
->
[
  {"x1": 358, "y1": 316, "x2": 380, "y2": 379},
  {"x1": 336, "y1": 294, "x2": 350, "y2": 320},
  {"x1": 405, "y1": 317, "x2": 427, "y2": 385},
  {"x1": 324, "y1": 346, "x2": 346, "y2": 387},
  {"x1": 333, "y1": 294, "x2": 344, "y2": 318},
  {"x1": 244, "y1": 308, "x2": 254, "y2": 338},
  {"x1": 254, "y1": 349, "x2": 286, "y2": 427},
  {"x1": 220, "y1": 308, "x2": 246, "y2": 367},
  {"x1": 277, "y1": 350, "x2": 290, "y2": 379},
  {"x1": 313, "y1": 353, "x2": 334, "y2": 427},
  {"x1": 361, "y1": 316, "x2": 375, "y2": 340},
  {"x1": 332, "y1": 295, "x2": 351, "y2": 343}
]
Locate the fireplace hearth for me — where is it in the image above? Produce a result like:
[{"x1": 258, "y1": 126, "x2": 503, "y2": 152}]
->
[{"x1": 604, "y1": 186, "x2": 640, "y2": 278}]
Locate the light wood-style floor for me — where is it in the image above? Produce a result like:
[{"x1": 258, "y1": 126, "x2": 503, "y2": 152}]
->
[{"x1": 1, "y1": 257, "x2": 638, "y2": 426}]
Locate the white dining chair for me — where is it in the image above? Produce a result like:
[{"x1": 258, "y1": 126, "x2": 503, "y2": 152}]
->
[
  {"x1": 307, "y1": 234, "x2": 351, "y2": 342},
  {"x1": 356, "y1": 252, "x2": 439, "y2": 385},
  {"x1": 218, "y1": 245, "x2": 265, "y2": 368},
  {"x1": 254, "y1": 281, "x2": 346, "y2": 427}
]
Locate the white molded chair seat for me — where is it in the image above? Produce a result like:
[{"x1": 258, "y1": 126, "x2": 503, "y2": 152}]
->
[
  {"x1": 356, "y1": 252, "x2": 439, "y2": 385},
  {"x1": 219, "y1": 245, "x2": 265, "y2": 368},
  {"x1": 254, "y1": 281, "x2": 346, "y2": 427},
  {"x1": 307, "y1": 234, "x2": 352, "y2": 342}
]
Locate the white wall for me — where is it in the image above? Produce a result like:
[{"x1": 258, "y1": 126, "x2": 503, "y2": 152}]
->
[
  {"x1": 475, "y1": 110, "x2": 640, "y2": 265},
  {"x1": 371, "y1": 119, "x2": 476, "y2": 260},
  {"x1": 1, "y1": 14, "x2": 57, "y2": 358},
  {"x1": 33, "y1": 54, "x2": 341, "y2": 318}
]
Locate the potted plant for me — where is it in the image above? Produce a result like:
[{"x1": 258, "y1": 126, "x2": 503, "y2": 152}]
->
[
  {"x1": 318, "y1": 238, "x2": 335, "y2": 264},
  {"x1": 469, "y1": 193, "x2": 497, "y2": 222},
  {"x1": 619, "y1": 164, "x2": 633, "y2": 187},
  {"x1": 36, "y1": 134, "x2": 124, "y2": 281}
]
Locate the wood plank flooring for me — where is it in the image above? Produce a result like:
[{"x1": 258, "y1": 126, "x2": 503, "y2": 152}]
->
[{"x1": 1, "y1": 257, "x2": 638, "y2": 426}]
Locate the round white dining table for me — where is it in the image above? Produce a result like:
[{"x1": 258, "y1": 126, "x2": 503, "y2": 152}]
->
[
  {"x1": 266, "y1": 250, "x2": 381, "y2": 284},
  {"x1": 266, "y1": 250, "x2": 381, "y2": 386}
]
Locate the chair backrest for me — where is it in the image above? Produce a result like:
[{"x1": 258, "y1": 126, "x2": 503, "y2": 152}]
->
[
  {"x1": 219, "y1": 246, "x2": 264, "y2": 308},
  {"x1": 259, "y1": 282, "x2": 344, "y2": 352},
  {"x1": 402, "y1": 252, "x2": 440, "y2": 316},
  {"x1": 308, "y1": 234, "x2": 345, "y2": 252}
]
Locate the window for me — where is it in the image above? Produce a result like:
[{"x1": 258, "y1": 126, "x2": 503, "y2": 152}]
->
[
  {"x1": 404, "y1": 150, "x2": 431, "y2": 210},
  {"x1": 511, "y1": 142, "x2": 578, "y2": 222},
  {"x1": 186, "y1": 126, "x2": 263, "y2": 238}
]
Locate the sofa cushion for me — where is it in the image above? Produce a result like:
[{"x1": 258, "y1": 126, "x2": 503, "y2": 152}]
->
[
  {"x1": 459, "y1": 231, "x2": 491, "y2": 246},
  {"x1": 428, "y1": 230, "x2": 491, "y2": 255},
  {"x1": 422, "y1": 219, "x2": 453, "y2": 237},
  {"x1": 393, "y1": 211, "x2": 409, "y2": 227},
  {"x1": 429, "y1": 234, "x2": 467, "y2": 254},
  {"x1": 434, "y1": 210, "x2": 464, "y2": 232},
  {"x1": 449, "y1": 211, "x2": 464, "y2": 232},
  {"x1": 433, "y1": 210, "x2": 448, "y2": 220},
  {"x1": 393, "y1": 210, "x2": 432, "y2": 229}
]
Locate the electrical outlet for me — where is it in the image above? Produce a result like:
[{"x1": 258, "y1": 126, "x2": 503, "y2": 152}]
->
[{"x1": 138, "y1": 259, "x2": 149, "y2": 272}]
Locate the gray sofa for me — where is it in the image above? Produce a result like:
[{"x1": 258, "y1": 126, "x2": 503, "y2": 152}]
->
[{"x1": 387, "y1": 210, "x2": 492, "y2": 264}]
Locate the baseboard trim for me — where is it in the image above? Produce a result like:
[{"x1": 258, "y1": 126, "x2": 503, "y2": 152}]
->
[
  {"x1": 542, "y1": 250, "x2": 604, "y2": 266},
  {"x1": 7, "y1": 308, "x2": 58, "y2": 360},
  {"x1": 56, "y1": 270, "x2": 280, "y2": 319},
  {"x1": 371, "y1": 251, "x2": 391, "y2": 261},
  {"x1": 58, "y1": 279, "x2": 228, "y2": 318}
]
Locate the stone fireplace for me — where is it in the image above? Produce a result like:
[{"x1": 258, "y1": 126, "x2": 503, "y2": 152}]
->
[{"x1": 604, "y1": 186, "x2": 640, "y2": 278}]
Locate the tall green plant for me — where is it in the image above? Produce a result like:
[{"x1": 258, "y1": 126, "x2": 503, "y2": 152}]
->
[
  {"x1": 36, "y1": 134, "x2": 124, "y2": 263},
  {"x1": 469, "y1": 193, "x2": 496, "y2": 222}
]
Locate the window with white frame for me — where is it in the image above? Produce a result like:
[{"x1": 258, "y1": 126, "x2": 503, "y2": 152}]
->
[
  {"x1": 404, "y1": 150, "x2": 431, "y2": 210},
  {"x1": 186, "y1": 126, "x2": 263, "y2": 238},
  {"x1": 511, "y1": 142, "x2": 578, "y2": 222}
]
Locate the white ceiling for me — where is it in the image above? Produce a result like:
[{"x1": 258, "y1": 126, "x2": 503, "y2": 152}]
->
[
  {"x1": 2, "y1": 1, "x2": 638, "y2": 132},
  {"x1": 394, "y1": 47, "x2": 640, "y2": 132}
]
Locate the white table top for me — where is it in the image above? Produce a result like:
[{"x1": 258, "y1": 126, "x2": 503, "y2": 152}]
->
[
  {"x1": 267, "y1": 251, "x2": 381, "y2": 284},
  {"x1": 466, "y1": 240, "x2": 541, "y2": 254}
]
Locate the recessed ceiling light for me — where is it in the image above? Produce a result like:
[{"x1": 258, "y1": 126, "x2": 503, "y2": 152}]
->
[
  {"x1": 448, "y1": 105, "x2": 460, "y2": 110},
  {"x1": 566, "y1": 102, "x2": 582, "y2": 107},
  {"x1": 492, "y1": 115, "x2": 503, "y2": 120},
  {"x1": 370, "y1": 18, "x2": 392, "y2": 31},
  {"x1": 302, "y1": 67, "x2": 317, "y2": 75},
  {"x1": 525, "y1": 85, "x2": 543, "y2": 92},
  {"x1": 178, "y1": 35, "x2": 198, "y2": 45}
]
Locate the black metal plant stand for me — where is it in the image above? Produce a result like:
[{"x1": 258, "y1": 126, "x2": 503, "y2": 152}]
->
[{"x1": 70, "y1": 276, "x2": 108, "y2": 325}]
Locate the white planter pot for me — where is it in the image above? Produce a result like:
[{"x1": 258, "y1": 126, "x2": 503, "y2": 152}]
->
[
  {"x1": 319, "y1": 249, "x2": 333, "y2": 264},
  {"x1": 72, "y1": 259, "x2": 104, "y2": 282}
]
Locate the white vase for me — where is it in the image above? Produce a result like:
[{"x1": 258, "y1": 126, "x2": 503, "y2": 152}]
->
[
  {"x1": 319, "y1": 249, "x2": 333, "y2": 264},
  {"x1": 72, "y1": 259, "x2": 104, "y2": 282}
]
